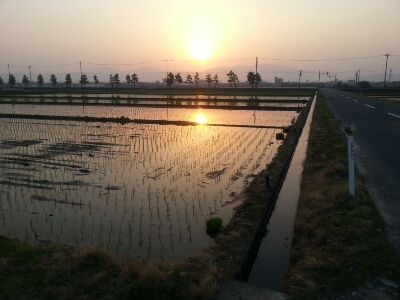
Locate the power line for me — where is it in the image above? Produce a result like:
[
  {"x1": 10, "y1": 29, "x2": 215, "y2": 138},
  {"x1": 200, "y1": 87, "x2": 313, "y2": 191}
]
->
[
  {"x1": 259, "y1": 55, "x2": 384, "y2": 62},
  {"x1": 85, "y1": 60, "x2": 165, "y2": 66},
  {"x1": 3, "y1": 62, "x2": 79, "y2": 68},
  {"x1": 2, "y1": 54, "x2": 399, "y2": 69}
]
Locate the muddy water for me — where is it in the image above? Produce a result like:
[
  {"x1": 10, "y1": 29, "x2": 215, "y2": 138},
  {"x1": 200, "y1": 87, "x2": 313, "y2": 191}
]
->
[
  {"x1": 0, "y1": 106, "x2": 291, "y2": 261},
  {"x1": 0, "y1": 104, "x2": 298, "y2": 127},
  {"x1": 247, "y1": 96, "x2": 316, "y2": 290}
]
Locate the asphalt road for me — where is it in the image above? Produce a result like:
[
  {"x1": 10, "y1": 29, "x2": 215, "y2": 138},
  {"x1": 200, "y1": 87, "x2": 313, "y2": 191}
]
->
[{"x1": 320, "y1": 88, "x2": 400, "y2": 253}]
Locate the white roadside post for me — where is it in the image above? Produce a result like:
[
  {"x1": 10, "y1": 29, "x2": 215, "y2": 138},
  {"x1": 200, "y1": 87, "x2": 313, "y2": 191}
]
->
[{"x1": 344, "y1": 124, "x2": 356, "y2": 195}]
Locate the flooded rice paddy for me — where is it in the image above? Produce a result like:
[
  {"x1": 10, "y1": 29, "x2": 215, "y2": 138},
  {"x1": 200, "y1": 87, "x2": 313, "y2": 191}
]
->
[
  {"x1": 0, "y1": 94, "x2": 308, "y2": 109},
  {"x1": 0, "y1": 102, "x2": 300, "y2": 260},
  {"x1": 1, "y1": 104, "x2": 297, "y2": 127}
]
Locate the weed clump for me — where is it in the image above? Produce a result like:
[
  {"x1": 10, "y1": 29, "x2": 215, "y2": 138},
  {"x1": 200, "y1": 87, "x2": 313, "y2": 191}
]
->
[
  {"x1": 276, "y1": 132, "x2": 284, "y2": 140},
  {"x1": 206, "y1": 218, "x2": 223, "y2": 237}
]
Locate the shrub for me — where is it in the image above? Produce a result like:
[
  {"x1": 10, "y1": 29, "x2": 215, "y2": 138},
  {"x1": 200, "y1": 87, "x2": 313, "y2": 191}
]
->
[
  {"x1": 276, "y1": 133, "x2": 284, "y2": 140},
  {"x1": 206, "y1": 218, "x2": 222, "y2": 237}
]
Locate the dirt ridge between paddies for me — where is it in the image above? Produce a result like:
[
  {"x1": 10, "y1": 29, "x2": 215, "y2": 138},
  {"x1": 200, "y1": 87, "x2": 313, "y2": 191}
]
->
[
  {"x1": 283, "y1": 92, "x2": 400, "y2": 299},
  {"x1": 0, "y1": 94, "x2": 312, "y2": 300}
]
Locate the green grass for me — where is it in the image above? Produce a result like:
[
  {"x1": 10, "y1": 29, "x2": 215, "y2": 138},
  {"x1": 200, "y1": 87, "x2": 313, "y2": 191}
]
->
[{"x1": 283, "y1": 93, "x2": 400, "y2": 299}]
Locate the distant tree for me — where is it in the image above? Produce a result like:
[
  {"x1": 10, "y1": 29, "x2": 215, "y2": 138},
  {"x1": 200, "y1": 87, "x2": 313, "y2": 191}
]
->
[
  {"x1": 126, "y1": 75, "x2": 132, "y2": 83},
  {"x1": 37, "y1": 74, "x2": 44, "y2": 87},
  {"x1": 79, "y1": 74, "x2": 89, "y2": 88},
  {"x1": 186, "y1": 74, "x2": 193, "y2": 85},
  {"x1": 113, "y1": 74, "x2": 120, "y2": 88},
  {"x1": 0, "y1": 76, "x2": 3, "y2": 86},
  {"x1": 194, "y1": 72, "x2": 200, "y2": 88},
  {"x1": 65, "y1": 74, "x2": 72, "y2": 88},
  {"x1": 22, "y1": 75, "x2": 29, "y2": 87},
  {"x1": 205, "y1": 74, "x2": 212, "y2": 87},
  {"x1": 109, "y1": 74, "x2": 114, "y2": 88},
  {"x1": 93, "y1": 75, "x2": 99, "y2": 86},
  {"x1": 166, "y1": 72, "x2": 174, "y2": 88},
  {"x1": 233, "y1": 73, "x2": 239, "y2": 88},
  {"x1": 8, "y1": 74, "x2": 16, "y2": 87},
  {"x1": 175, "y1": 73, "x2": 183, "y2": 85},
  {"x1": 227, "y1": 70, "x2": 234, "y2": 88},
  {"x1": 247, "y1": 71, "x2": 255, "y2": 88},
  {"x1": 254, "y1": 73, "x2": 262, "y2": 88},
  {"x1": 132, "y1": 73, "x2": 138, "y2": 88},
  {"x1": 212, "y1": 74, "x2": 219, "y2": 88},
  {"x1": 358, "y1": 80, "x2": 371, "y2": 88},
  {"x1": 50, "y1": 74, "x2": 57, "y2": 88}
]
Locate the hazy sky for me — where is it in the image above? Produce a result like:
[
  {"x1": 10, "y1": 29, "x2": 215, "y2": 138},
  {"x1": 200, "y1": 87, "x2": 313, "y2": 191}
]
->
[{"x1": 1, "y1": 0, "x2": 399, "y2": 82}]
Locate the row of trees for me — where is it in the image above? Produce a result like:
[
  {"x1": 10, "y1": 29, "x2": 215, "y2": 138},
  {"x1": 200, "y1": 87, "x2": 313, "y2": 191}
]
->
[
  {"x1": 0, "y1": 70, "x2": 262, "y2": 88},
  {"x1": 0, "y1": 73, "x2": 118, "y2": 88},
  {"x1": 165, "y1": 70, "x2": 262, "y2": 88}
]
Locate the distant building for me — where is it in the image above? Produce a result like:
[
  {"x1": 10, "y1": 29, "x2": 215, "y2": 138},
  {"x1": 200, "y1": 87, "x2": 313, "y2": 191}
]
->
[
  {"x1": 274, "y1": 77, "x2": 284, "y2": 86},
  {"x1": 346, "y1": 80, "x2": 356, "y2": 86}
]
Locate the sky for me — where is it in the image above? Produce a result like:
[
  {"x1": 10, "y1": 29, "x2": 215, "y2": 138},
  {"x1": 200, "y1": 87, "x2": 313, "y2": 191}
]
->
[{"x1": 1, "y1": 0, "x2": 400, "y2": 83}]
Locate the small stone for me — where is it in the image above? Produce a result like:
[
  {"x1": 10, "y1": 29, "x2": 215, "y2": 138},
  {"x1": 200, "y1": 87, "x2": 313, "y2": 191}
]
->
[
  {"x1": 351, "y1": 291, "x2": 360, "y2": 298},
  {"x1": 379, "y1": 278, "x2": 398, "y2": 289}
]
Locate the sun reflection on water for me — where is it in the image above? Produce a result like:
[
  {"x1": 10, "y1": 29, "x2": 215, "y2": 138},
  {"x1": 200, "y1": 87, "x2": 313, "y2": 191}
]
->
[{"x1": 195, "y1": 113, "x2": 207, "y2": 124}]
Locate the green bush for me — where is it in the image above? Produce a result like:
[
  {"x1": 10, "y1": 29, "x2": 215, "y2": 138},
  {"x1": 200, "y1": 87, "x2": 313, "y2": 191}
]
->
[
  {"x1": 276, "y1": 132, "x2": 285, "y2": 140},
  {"x1": 282, "y1": 126, "x2": 291, "y2": 133},
  {"x1": 206, "y1": 218, "x2": 222, "y2": 237}
]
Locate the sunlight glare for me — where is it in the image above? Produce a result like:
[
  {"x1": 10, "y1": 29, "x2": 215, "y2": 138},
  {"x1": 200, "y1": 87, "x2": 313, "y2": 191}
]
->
[
  {"x1": 189, "y1": 37, "x2": 212, "y2": 61},
  {"x1": 195, "y1": 113, "x2": 207, "y2": 124}
]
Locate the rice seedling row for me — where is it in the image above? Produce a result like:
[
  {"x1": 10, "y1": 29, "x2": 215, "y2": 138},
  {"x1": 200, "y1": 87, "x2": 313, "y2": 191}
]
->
[{"x1": 0, "y1": 105, "x2": 291, "y2": 260}]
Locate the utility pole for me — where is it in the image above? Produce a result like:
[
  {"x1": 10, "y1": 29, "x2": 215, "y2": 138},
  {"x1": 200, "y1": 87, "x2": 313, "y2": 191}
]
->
[
  {"x1": 79, "y1": 61, "x2": 82, "y2": 77},
  {"x1": 383, "y1": 53, "x2": 389, "y2": 88},
  {"x1": 298, "y1": 70, "x2": 302, "y2": 89},
  {"x1": 358, "y1": 70, "x2": 360, "y2": 84},
  {"x1": 7, "y1": 64, "x2": 10, "y2": 76},
  {"x1": 256, "y1": 57, "x2": 258, "y2": 74},
  {"x1": 355, "y1": 71, "x2": 358, "y2": 83},
  {"x1": 28, "y1": 65, "x2": 32, "y2": 82}
]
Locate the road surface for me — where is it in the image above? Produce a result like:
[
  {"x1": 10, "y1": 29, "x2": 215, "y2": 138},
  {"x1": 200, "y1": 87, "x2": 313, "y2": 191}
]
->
[{"x1": 320, "y1": 88, "x2": 400, "y2": 253}]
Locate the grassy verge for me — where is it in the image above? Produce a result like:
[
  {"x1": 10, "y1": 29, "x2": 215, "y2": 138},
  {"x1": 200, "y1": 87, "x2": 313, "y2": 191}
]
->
[
  {"x1": 339, "y1": 88, "x2": 400, "y2": 97},
  {"x1": 0, "y1": 96, "x2": 312, "y2": 299},
  {"x1": 0, "y1": 87, "x2": 316, "y2": 97},
  {"x1": 283, "y1": 93, "x2": 400, "y2": 298}
]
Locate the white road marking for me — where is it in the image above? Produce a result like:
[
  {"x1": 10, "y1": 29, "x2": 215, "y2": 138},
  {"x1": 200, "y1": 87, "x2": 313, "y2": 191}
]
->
[
  {"x1": 364, "y1": 104, "x2": 375, "y2": 109},
  {"x1": 353, "y1": 99, "x2": 359, "y2": 102},
  {"x1": 388, "y1": 113, "x2": 400, "y2": 119}
]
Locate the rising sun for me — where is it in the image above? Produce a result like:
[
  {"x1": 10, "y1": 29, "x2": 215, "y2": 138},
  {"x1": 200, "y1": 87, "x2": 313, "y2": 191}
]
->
[{"x1": 189, "y1": 37, "x2": 212, "y2": 61}]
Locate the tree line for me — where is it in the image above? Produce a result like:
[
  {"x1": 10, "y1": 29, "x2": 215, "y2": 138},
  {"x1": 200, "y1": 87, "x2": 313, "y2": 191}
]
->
[
  {"x1": 0, "y1": 70, "x2": 263, "y2": 88},
  {"x1": 165, "y1": 70, "x2": 262, "y2": 88}
]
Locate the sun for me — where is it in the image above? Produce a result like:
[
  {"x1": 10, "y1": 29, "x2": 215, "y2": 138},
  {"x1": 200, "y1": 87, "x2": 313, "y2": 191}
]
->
[
  {"x1": 195, "y1": 113, "x2": 207, "y2": 124},
  {"x1": 189, "y1": 37, "x2": 212, "y2": 61}
]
